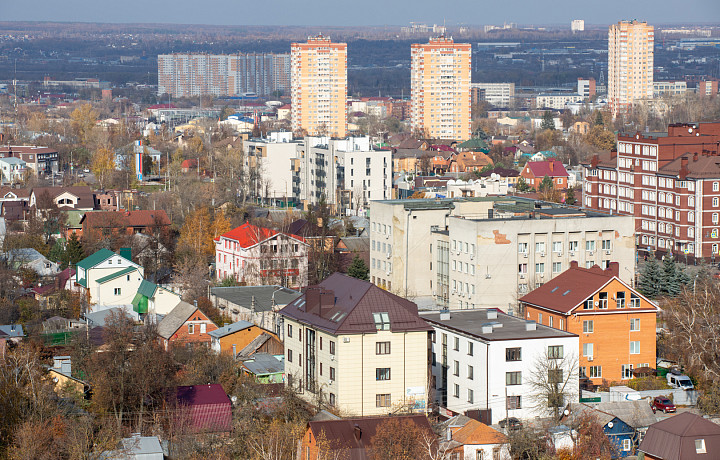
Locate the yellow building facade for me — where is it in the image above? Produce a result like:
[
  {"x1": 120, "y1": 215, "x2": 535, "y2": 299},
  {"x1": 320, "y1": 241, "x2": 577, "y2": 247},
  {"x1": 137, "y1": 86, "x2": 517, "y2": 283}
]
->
[
  {"x1": 411, "y1": 37, "x2": 472, "y2": 141},
  {"x1": 291, "y1": 35, "x2": 347, "y2": 138},
  {"x1": 608, "y1": 20, "x2": 654, "y2": 117}
]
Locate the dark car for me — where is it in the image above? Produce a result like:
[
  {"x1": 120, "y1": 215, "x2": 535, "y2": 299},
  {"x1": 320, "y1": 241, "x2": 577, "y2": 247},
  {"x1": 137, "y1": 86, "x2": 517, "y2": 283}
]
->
[
  {"x1": 652, "y1": 397, "x2": 676, "y2": 413},
  {"x1": 499, "y1": 417, "x2": 523, "y2": 430}
]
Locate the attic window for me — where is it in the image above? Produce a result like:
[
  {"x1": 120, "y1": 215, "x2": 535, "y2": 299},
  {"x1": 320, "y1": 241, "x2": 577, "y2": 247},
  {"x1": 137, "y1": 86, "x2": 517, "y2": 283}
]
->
[
  {"x1": 296, "y1": 299, "x2": 306, "y2": 310},
  {"x1": 551, "y1": 287, "x2": 559, "y2": 293},
  {"x1": 562, "y1": 290, "x2": 571, "y2": 296},
  {"x1": 695, "y1": 439, "x2": 706, "y2": 454},
  {"x1": 373, "y1": 312, "x2": 390, "y2": 331}
]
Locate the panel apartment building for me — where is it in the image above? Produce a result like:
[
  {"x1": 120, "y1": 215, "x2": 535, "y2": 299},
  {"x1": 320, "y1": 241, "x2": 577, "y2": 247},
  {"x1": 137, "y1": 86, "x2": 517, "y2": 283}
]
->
[
  {"x1": 608, "y1": 20, "x2": 654, "y2": 117},
  {"x1": 581, "y1": 122, "x2": 720, "y2": 261},
  {"x1": 411, "y1": 37, "x2": 471, "y2": 140},
  {"x1": 369, "y1": 198, "x2": 635, "y2": 311},
  {"x1": 157, "y1": 53, "x2": 291, "y2": 97},
  {"x1": 291, "y1": 35, "x2": 347, "y2": 138}
]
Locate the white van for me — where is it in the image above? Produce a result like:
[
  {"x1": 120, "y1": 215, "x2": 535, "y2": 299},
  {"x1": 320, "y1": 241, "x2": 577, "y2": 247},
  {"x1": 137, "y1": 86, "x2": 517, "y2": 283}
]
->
[{"x1": 667, "y1": 373, "x2": 694, "y2": 390}]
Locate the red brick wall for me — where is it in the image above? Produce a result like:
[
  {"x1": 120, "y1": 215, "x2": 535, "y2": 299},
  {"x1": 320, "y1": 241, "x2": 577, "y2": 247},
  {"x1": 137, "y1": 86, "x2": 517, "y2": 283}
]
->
[{"x1": 168, "y1": 308, "x2": 218, "y2": 348}]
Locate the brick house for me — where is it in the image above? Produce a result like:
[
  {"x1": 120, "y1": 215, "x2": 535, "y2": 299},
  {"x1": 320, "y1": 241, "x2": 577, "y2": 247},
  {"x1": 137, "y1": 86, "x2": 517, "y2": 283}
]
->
[
  {"x1": 520, "y1": 160, "x2": 569, "y2": 190},
  {"x1": 80, "y1": 210, "x2": 171, "y2": 240},
  {"x1": 519, "y1": 261, "x2": 658, "y2": 384},
  {"x1": 157, "y1": 301, "x2": 218, "y2": 350}
]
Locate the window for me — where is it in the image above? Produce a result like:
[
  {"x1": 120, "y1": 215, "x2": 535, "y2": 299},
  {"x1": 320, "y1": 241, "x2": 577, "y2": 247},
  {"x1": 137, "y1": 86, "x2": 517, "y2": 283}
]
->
[
  {"x1": 584, "y1": 298, "x2": 594, "y2": 309},
  {"x1": 453, "y1": 360, "x2": 460, "y2": 376},
  {"x1": 583, "y1": 320, "x2": 594, "y2": 333},
  {"x1": 617, "y1": 292, "x2": 626, "y2": 309},
  {"x1": 548, "y1": 345, "x2": 564, "y2": 359},
  {"x1": 506, "y1": 371, "x2": 522, "y2": 385},
  {"x1": 373, "y1": 312, "x2": 390, "y2": 330},
  {"x1": 518, "y1": 263, "x2": 528, "y2": 274},
  {"x1": 586, "y1": 241, "x2": 596, "y2": 252},
  {"x1": 200, "y1": 323, "x2": 206, "y2": 334},
  {"x1": 188, "y1": 324, "x2": 194, "y2": 334},
  {"x1": 468, "y1": 365, "x2": 474, "y2": 380},
  {"x1": 714, "y1": 182, "x2": 719, "y2": 192},
  {"x1": 376, "y1": 342, "x2": 391, "y2": 355},
  {"x1": 330, "y1": 367, "x2": 335, "y2": 380},
  {"x1": 114, "y1": 288, "x2": 121, "y2": 296},
  {"x1": 476, "y1": 451, "x2": 485, "y2": 460},
  {"x1": 714, "y1": 197, "x2": 719, "y2": 207},
  {"x1": 583, "y1": 343, "x2": 594, "y2": 357},
  {"x1": 329, "y1": 393, "x2": 336, "y2": 406},
  {"x1": 330, "y1": 341, "x2": 335, "y2": 355},
  {"x1": 630, "y1": 341, "x2": 640, "y2": 354},
  {"x1": 589, "y1": 366, "x2": 602, "y2": 378},
  {"x1": 630, "y1": 318, "x2": 640, "y2": 331},
  {"x1": 288, "y1": 349, "x2": 292, "y2": 362},
  {"x1": 535, "y1": 263, "x2": 545, "y2": 273},
  {"x1": 630, "y1": 293, "x2": 641, "y2": 308},
  {"x1": 696, "y1": 439, "x2": 707, "y2": 454},
  {"x1": 376, "y1": 394, "x2": 391, "y2": 407},
  {"x1": 622, "y1": 439, "x2": 631, "y2": 452},
  {"x1": 535, "y1": 242, "x2": 545, "y2": 253},
  {"x1": 548, "y1": 369, "x2": 564, "y2": 384},
  {"x1": 507, "y1": 395, "x2": 521, "y2": 409},
  {"x1": 538, "y1": 313, "x2": 543, "y2": 324},
  {"x1": 288, "y1": 324, "x2": 293, "y2": 338},
  {"x1": 506, "y1": 347, "x2": 521, "y2": 361},
  {"x1": 714, "y1": 213, "x2": 719, "y2": 225},
  {"x1": 376, "y1": 368, "x2": 391, "y2": 381},
  {"x1": 552, "y1": 262, "x2": 562, "y2": 273},
  {"x1": 568, "y1": 241, "x2": 578, "y2": 252},
  {"x1": 468, "y1": 389, "x2": 474, "y2": 404},
  {"x1": 598, "y1": 292, "x2": 608, "y2": 308},
  {"x1": 454, "y1": 336, "x2": 460, "y2": 351},
  {"x1": 468, "y1": 342, "x2": 474, "y2": 356}
]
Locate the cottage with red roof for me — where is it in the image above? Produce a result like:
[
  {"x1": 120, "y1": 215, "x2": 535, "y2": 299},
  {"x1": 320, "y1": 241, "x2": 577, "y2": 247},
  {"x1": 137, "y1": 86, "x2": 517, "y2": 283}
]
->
[
  {"x1": 215, "y1": 222, "x2": 308, "y2": 289},
  {"x1": 520, "y1": 160, "x2": 569, "y2": 190},
  {"x1": 520, "y1": 261, "x2": 658, "y2": 384}
]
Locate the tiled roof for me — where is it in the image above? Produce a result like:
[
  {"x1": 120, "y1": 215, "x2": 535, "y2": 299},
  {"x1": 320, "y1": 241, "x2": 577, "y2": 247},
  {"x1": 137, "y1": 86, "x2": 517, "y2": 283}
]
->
[
  {"x1": 451, "y1": 419, "x2": 508, "y2": 445},
  {"x1": 81, "y1": 210, "x2": 170, "y2": 229},
  {"x1": 519, "y1": 262, "x2": 620, "y2": 314},
  {"x1": 279, "y1": 273, "x2": 432, "y2": 335},
  {"x1": 217, "y1": 222, "x2": 305, "y2": 248},
  {"x1": 31, "y1": 186, "x2": 95, "y2": 206},
  {"x1": 524, "y1": 160, "x2": 570, "y2": 178},
  {"x1": 95, "y1": 266, "x2": 137, "y2": 284}
]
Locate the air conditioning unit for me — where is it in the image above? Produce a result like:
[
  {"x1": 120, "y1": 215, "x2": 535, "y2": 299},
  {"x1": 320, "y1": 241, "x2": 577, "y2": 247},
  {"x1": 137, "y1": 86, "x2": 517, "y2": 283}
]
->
[
  {"x1": 456, "y1": 250, "x2": 461, "y2": 256},
  {"x1": 556, "y1": 251, "x2": 562, "y2": 256},
  {"x1": 588, "y1": 357, "x2": 594, "y2": 362},
  {"x1": 605, "y1": 250, "x2": 611, "y2": 255},
  {"x1": 569, "y1": 251, "x2": 575, "y2": 256},
  {"x1": 328, "y1": 380, "x2": 334, "y2": 385},
  {"x1": 540, "y1": 252, "x2": 546, "y2": 257},
  {"x1": 540, "y1": 273, "x2": 545, "y2": 278},
  {"x1": 485, "y1": 274, "x2": 492, "y2": 279},
  {"x1": 385, "y1": 233, "x2": 389, "y2": 239},
  {"x1": 470, "y1": 254, "x2": 474, "y2": 260},
  {"x1": 523, "y1": 253, "x2": 528, "y2": 258},
  {"x1": 330, "y1": 355, "x2": 335, "y2": 361},
  {"x1": 519, "y1": 274, "x2": 526, "y2": 279},
  {"x1": 589, "y1": 251, "x2": 594, "y2": 256},
  {"x1": 432, "y1": 291, "x2": 437, "y2": 297},
  {"x1": 386, "y1": 270, "x2": 390, "y2": 275},
  {"x1": 386, "y1": 252, "x2": 391, "y2": 259},
  {"x1": 451, "y1": 289, "x2": 457, "y2": 294}
]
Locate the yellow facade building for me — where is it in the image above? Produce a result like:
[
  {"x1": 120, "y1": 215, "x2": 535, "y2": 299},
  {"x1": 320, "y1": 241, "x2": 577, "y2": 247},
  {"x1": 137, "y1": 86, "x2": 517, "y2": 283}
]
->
[
  {"x1": 411, "y1": 37, "x2": 471, "y2": 141},
  {"x1": 291, "y1": 35, "x2": 347, "y2": 138},
  {"x1": 608, "y1": 20, "x2": 654, "y2": 117}
]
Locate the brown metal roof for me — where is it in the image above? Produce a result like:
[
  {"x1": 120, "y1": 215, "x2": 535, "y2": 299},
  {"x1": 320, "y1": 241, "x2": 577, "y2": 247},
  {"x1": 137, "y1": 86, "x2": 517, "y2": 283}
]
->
[
  {"x1": 279, "y1": 273, "x2": 432, "y2": 335},
  {"x1": 640, "y1": 412, "x2": 720, "y2": 460}
]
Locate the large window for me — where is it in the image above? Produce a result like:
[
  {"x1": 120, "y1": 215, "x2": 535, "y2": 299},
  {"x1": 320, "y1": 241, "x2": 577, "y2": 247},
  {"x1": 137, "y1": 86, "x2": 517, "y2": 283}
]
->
[
  {"x1": 630, "y1": 318, "x2": 641, "y2": 331},
  {"x1": 548, "y1": 345, "x2": 564, "y2": 359},
  {"x1": 589, "y1": 366, "x2": 602, "y2": 378},
  {"x1": 454, "y1": 384, "x2": 460, "y2": 398},
  {"x1": 376, "y1": 368, "x2": 391, "y2": 381},
  {"x1": 583, "y1": 320, "x2": 594, "y2": 333},
  {"x1": 468, "y1": 389, "x2": 474, "y2": 404},
  {"x1": 616, "y1": 292, "x2": 626, "y2": 309},
  {"x1": 506, "y1": 371, "x2": 522, "y2": 385},
  {"x1": 548, "y1": 369, "x2": 564, "y2": 384},
  {"x1": 630, "y1": 341, "x2": 640, "y2": 354},
  {"x1": 583, "y1": 343, "x2": 593, "y2": 357},
  {"x1": 506, "y1": 347, "x2": 522, "y2": 361},
  {"x1": 376, "y1": 394, "x2": 391, "y2": 407},
  {"x1": 598, "y1": 292, "x2": 608, "y2": 309},
  {"x1": 373, "y1": 312, "x2": 390, "y2": 330},
  {"x1": 468, "y1": 342, "x2": 474, "y2": 356},
  {"x1": 507, "y1": 396, "x2": 521, "y2": 409},
  {"x1": 376, "y1": 342, "x2": 391, "y2": 355}
]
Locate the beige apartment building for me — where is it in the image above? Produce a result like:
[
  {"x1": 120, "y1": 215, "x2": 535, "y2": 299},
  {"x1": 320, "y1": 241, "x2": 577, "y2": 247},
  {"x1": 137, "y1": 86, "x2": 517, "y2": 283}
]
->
[
  {"x1": 369, "y1": 198, "x2": 635, "y2": 312},
  {"x1": 411, "y1": 37, "x2": 471, "y2": 141},
  {"x1": 279, "y1": 273, "x2": 432, "y2": 416},
  {"x1": 291, "y1": 35, "x2": 347, "y2": 138},
  {"x1": 608, "y1": 20, "x2": 654, "y2": 117}
]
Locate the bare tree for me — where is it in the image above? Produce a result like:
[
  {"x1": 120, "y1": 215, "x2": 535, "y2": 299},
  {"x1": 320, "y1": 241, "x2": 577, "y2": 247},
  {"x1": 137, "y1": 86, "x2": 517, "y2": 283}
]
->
[{"x1": 527, "y1": 348, "x2": 579, "y2": 419}]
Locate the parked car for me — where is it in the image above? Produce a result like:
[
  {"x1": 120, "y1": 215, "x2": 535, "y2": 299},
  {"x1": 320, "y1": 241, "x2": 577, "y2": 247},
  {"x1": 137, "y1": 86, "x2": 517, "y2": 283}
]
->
[
  {"x1": 667, "y1": 372, "x2": 694, "y2": 390},
  {"x1": 83, "y1": 168, "x2": 90, "y2": 173},
  {"x1": 651, "y1": 397, "x2": 676, "y2": 413},
  {"x1": 499, "y1": 417, "x2": 523, "y2": 430}
]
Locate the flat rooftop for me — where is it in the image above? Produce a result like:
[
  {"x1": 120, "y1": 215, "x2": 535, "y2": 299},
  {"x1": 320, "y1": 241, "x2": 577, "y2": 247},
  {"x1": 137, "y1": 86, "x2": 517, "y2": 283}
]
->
[{"x1": 421, "y1": 309, "x2": 577, "y2": 341}]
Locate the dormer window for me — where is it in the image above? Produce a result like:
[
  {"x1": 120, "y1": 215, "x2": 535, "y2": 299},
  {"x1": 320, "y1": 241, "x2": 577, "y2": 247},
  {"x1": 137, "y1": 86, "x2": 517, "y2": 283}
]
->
[{"x1": 373, "y1": 312, "x2": 390, "y2": 331}]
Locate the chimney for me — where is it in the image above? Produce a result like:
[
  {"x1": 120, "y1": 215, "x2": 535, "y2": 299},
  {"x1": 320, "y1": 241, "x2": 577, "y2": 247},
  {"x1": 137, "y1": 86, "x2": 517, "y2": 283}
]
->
[
  {"x1": 439, "y1": 311, "x2": 451, "y2": 321},
  {"x1": 694, "y1": 152, "x2": 699, "y2": 162},
  {"x1": 304, "y1": 287, "x2": 321, "y2": 314},
  {"x1": 481, "y1": 325, "x2": 494, "y2": 334},
  {"x1": 610, "y1": 149, "x2": 617, "y2": 160},
  {"x1": 354, "y1": 424, "x2": 362, "y2": 441},
  {"x1": 680, "y1": 156, "x2": 689, "y2": 180},
  {"x1": 591, "y1": 155, "x2": 599, "y2": 168},
  {"x1": 320, "y1": 290, "x2": 335, "y2": 317},
  {"x1": 486, "y1": 309, "x2": 498, "y2": 320},
  {"x1": 525, "y1": 321, "x2": 537, "y2": 331},
  {"x1": 606, "y1": 262, "x2": 620, "y2": 277},
  {"x1": 549, "y1": 161, "x2": 554, "y2": 172},
  {"x1": 570, "y1": 261, "x2": 579, "y2": 269}
]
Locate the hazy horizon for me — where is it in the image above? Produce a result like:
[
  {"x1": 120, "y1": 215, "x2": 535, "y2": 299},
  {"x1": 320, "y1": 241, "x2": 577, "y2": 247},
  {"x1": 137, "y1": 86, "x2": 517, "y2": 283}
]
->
[{"x1": 3, "y1": 0, "x2": 719, "y2": 28}]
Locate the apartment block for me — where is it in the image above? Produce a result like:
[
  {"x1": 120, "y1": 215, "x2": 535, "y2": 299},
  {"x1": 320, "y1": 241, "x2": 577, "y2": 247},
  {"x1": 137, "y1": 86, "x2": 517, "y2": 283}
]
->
[
  {"x1": 577, "y1": 78, "x2": 596, "y2": 98},
  {"x1": 291, "y1": 35, "x2": 347, "y2": 137},
  {"x1": 279, "y1": 273, "x2": 432, "y2": 416},
  {"x1": 423, "y1": 308, "x2": 579, "y2": 424},
  {"x1": 411, "y1": 37, "x2": 471, "y2": 140},
  {"x1": 571, "y1": 20, "x2": 585, "y2": 32},
  {"x1": 471, "y1": 83, "x2": 515, "y2": 108},
  {"x1": 157, "y1": 53, "x2": 291, "y2": 97},
  {"x1": 608, "y1": 20, "x2": 654, "y2": 117},
  {"x1": 293, "y1": 136, "x2": 391, "y2": 212},
  {"x1": 698, "y1": 79, "x2": 719, "y2": 97},
  {"x1": 243, "y1": 132, "x2": 301, "y2": 205},
  {"x1": 653, "y1": 81, "x2": 688, "y2": 97},
  {"x1": 521, "y1": 262, "x2": 658, "y2": 384},
  {"x1": 369, "y1": 198, "x2": 635, "y2": 310},
  {"x1": 581, "y1": 121, "x2": 720, "y2": 260},
  {"x1": 535, "y1": 93, "x2": 584, "y2": 110}
]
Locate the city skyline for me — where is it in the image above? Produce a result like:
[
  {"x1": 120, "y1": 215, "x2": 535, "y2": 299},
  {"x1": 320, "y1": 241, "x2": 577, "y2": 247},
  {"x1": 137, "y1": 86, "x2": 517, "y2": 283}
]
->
[{"x1": 2, "y1": 0, "x2": 718, "y2": 27}]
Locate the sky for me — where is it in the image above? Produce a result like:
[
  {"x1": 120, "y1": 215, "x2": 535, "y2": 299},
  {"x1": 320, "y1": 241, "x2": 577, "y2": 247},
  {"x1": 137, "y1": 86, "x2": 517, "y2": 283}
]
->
[{"x1": 2, "y1": 0, "x2": 719, "y2": 26}]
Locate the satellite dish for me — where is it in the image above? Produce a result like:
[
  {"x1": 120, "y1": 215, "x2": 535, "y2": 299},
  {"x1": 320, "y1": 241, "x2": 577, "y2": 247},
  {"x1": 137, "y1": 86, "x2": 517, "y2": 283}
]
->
[
  {"x1": 563, "y1": 409, "x2": 570, "y2": 416},
  {"x1": 607, "y1": 422, "x2": 614, "y2": 428}
]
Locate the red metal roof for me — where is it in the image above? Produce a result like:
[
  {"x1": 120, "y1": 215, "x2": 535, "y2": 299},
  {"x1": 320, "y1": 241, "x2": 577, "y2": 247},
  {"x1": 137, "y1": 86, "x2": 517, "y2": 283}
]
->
[
  {"x1": 174, "y1": 384, "x2": 232, "y2": 432},
  {"x1": 524, "y1": 160, "x2": 569, "y2": 178},
  {"x1": 218, "y1": 222, "x2": 305, "y2": 248}
]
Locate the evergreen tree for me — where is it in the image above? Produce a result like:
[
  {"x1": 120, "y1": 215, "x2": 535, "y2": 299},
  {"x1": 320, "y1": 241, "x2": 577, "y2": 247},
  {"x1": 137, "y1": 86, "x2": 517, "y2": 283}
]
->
[
  {"x1": 47, "y1": 240, "x2": 66, "y2": 266},
  {"x1": 661, "y1": 256, "x2": 682, "y2": 297},
  {"x1": 516, "y1": 177, "x2": 531, "y2": 192},
  {"x1": 638, "y1": 255, "x2": 662, "y2": 298},
  {"x1": 594, "y1": 110, "x2": 605, "y2": 126},
  {"x1": 539, "y1": 175, "x2": 554, "y2": 193},
  {"x1": 66, "y1": 233, "x2": 85, "y2": 266},
  {"x1": 347, "y1": 255, "x2": 370, "y2": 281},
  {"x1": 541, "y1": 111, "x2": 556, "y2": 131},
  {"x1": 565, "y1": 187, "x2": 577, "y2": 205}
]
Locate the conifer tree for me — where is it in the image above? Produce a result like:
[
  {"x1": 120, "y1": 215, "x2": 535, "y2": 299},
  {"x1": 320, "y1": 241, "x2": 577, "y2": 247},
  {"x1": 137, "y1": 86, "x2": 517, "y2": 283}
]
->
[
  {"x1": 347, "y1": 255, "x2": 369, "y2": 281},
  {"x1": 661, "y1": 255, "x2": 682, "y2": 297},
  {"x1": 66, "y1": 233, "x2": 85, "y2": 266},
  {"x1": 638, "y1": 255, "x2": 662, "y2": 298}
]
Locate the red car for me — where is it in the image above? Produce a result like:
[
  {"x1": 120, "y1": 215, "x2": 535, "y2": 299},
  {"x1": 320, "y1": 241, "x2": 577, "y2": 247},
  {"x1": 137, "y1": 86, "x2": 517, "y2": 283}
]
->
[{"x1": 652, "y1": 397, "x2": 676, "y2": 413}]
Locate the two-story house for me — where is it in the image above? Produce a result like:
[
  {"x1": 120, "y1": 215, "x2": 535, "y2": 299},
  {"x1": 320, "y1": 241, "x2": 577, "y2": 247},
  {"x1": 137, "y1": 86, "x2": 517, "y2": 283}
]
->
[
  {"x1": 520, "y1": 262, "x2": 659, "y2": 384},
  {"x1": 215, "y1": 222, "x2": 309, "y2": 289},
  {"x1": 520, "y1": 160, "x2": 569, "y2": 190},
  {"x1": 75, "y1": 248, "x2": 144, "y2": 307},
  {"x1": 279, "y1": 273, "x2": 432, "y2": 416},
  {"x1": 157, "y1": 301, "x2": 219, "y2": 350}
]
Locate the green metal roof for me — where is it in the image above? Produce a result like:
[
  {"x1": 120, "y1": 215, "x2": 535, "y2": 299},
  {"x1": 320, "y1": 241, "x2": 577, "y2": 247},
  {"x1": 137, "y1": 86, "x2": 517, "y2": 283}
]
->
[
  {"x1": 137, "y1": 279, "x2": 158, "y2": 298},
  {"x1": 76, "y1": 248, "x2": 115, "y2": 270},
  {"x1": 457, "y1": 137, "x2": 490, "y2": 150},
  {"x1": 131, "y1": 292, "x2": 149, "y2": 314},
  {"x1": 77, "y1": 278, "x2": 87, "y2": 288},
  {"x1": 95, "y1": 266, "x2": 137, "y2": 285}
]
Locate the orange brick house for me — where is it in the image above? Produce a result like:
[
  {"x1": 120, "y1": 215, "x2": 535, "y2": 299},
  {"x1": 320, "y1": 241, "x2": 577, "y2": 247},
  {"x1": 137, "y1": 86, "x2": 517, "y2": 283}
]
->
[
  {"x1": 520, "y1": 160, "x2": 569, "y2": 190},
  {"x1": 208, "y1": 320, "x2": 282, "y2": 358},
  {"x1": 157, "y1": 301, "x2": 218, "y2": 350},
  {"x1": 519, "y1": 262, "x2": 658, "y2": 384}
]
